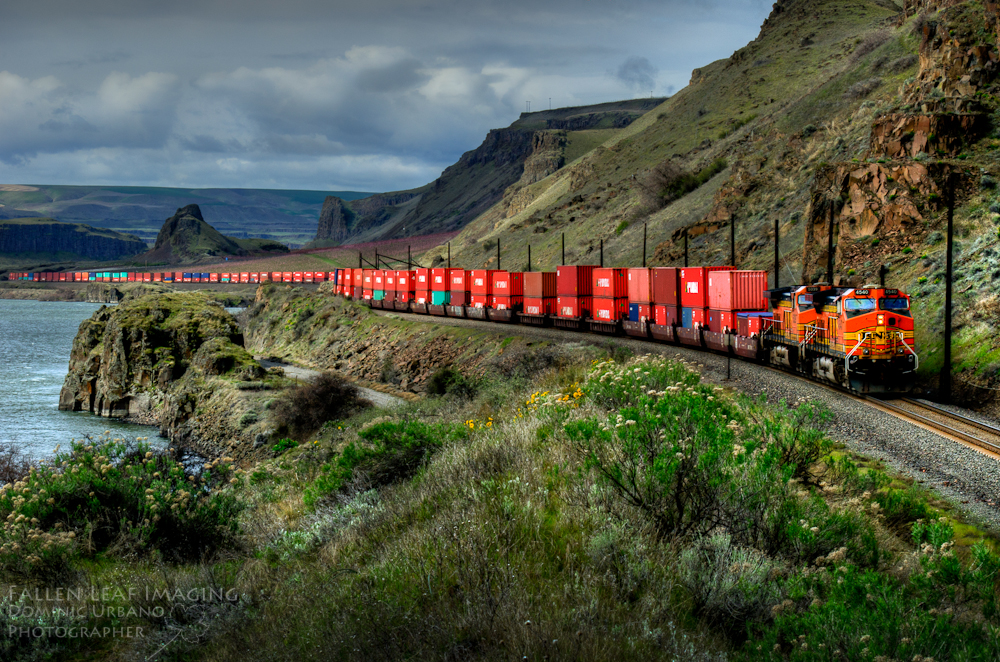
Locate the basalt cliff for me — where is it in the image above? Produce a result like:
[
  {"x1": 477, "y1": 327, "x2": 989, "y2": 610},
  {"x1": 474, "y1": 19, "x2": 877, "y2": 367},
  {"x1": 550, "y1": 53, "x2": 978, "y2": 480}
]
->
[
  {"x1": 58, "y1": 292, "x2": 271, "y2": 460},
  {"x1": 0, "y1": 218, "x2": 146, "y2": 261}
]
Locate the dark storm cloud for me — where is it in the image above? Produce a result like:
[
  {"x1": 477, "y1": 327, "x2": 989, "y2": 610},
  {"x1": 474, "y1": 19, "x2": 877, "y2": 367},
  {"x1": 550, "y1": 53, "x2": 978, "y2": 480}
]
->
[
  {"x1": 0, "y1": 0, "x2": 773, "y2": 189},
  {"x1": 615, "y1": 56, "x2": 658, "y2": 92}
]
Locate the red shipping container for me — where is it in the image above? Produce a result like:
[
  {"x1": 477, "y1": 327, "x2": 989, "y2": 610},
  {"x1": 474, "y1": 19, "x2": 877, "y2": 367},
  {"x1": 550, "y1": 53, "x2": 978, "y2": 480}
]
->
[
  {"x1": 363, "y1": 289, "x2": 373, "y2": 300},
  {"x1": 627, "y1": 268, "x2": 653, "y2": 303},
  {"x1": 523, "y1": 297, "x2": 554, "y2": 316},
  {"x1": 653, "y1": 305, "x2": 678, "y2": 326},
  {"x1": 293, "y1": 272, "x2": 303, "y2": 283},
  {"x1": 414, "y1": 268, "x2": 430, "y2": 288},
  {"x1": 362, "y1": 270, "x2": 373, "y2": 288},
  {"x1": 556, "y1": 296, "x2": 592, "y2": 319},
  {"x1": 396, "y1": 270, "x2": 415, "y2": 292},
  {"x1": 523, "y1": 272, "x2": 556, "y2": 298},
  {"x1": 631, "y1": 303, "x2": 651, "y2": 322},
  {"x1": 385, "y1": 272, "x2": 396, "y2": 291},
  {"x1": 707, "y1": 270, "x2": 768, "y2": 311},
  {"x1": 492, "y1": 271, "x2": 523, "y2": 296},
  {"x1": 314, "y1": 272, "x2": 326, "y2": 282},
  {"x1": 304, "y1": 272, "x2": 314, "y2": 283},
  {"x1": 450, "y1": 291, "x2": 469, "y2": 306},
  {"x1": 175, "y1": 272, "x2": 184, "y2": 282},
  {"x1": 415, "y1": 290, "x2": 431, "y2": 304},
  {"x1": 153, "y1": 273, "x2": 162, "y2": 282},
  {"x1": 373, "y1": 270, "x2": 384, "y2": 289},
  {"x1": 707, "y1": 309, "x2": 738, "y2": 333},
  {"x1": 690, "y1": 307, "x2": 708, "y2": 328},
  {"x1": 680, "y1": 266, "x2": 736, "y2": 308},
  {"x1": 396, "y1": 291, "x2": 412, "y2": 303},
  {"x1": 431, "y1": 268, "x2": 454, "y2": 291},
  {"x1": 238, "y1": 273, "x2": 247, "y2": 283},
  {"x1": 593, "y1": 268, "x2": 627, "y2": 298},
  {"x1": 449, "y1": 269, "x2": 469, "y2": 291},
  {"x1": 143, "y1": 273, "x2": 152, "y2": 282},
  {"x1": 492, "y1": 295, "x2": 523, "y2": 310},
  {"x1": 260, "y1": 273, "x2": 270, "y2": 282},
  {"x1": 343, "y1": 270, "x2": 353, "y2": 289},
  {"x1": 250, "y1": 273, "x2": 259, "y2": 283},
  {"x1": 592, "y1": 297, "x2": 629, "y2": 322},
  {"x1": 556, "y1": 265, "x2": 596, "y2": 296},
  {"x1": 469, "y1": 294, "x2": 489, "y2": 308},
  {"x1": 470, "y1": 270, "x2": 496, "y2": 295},
  {"x1": 281, "y1": 272, "x2": 292, "y2": 283},
  {"x1": 737, "y1": 313, "x2": 773, "y2": 337}
]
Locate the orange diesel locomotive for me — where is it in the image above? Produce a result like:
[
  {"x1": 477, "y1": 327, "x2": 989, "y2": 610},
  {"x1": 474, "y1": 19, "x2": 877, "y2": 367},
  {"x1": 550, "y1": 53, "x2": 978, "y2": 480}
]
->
[{"x1": 764, "y1": 285, "x2": 917, "y2": 392}]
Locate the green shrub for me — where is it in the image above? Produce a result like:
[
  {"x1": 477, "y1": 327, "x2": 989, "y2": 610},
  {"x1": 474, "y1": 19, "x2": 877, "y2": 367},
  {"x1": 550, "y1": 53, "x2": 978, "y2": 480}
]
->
[
  {"x1": 272, "y1": 438, "x2": 299, "y2": 453},
  {"x1": 426, "y1": 366, "x2": 477, "y2": 399},
  {"x1": 304, "y1": 419, "x2": 466, "y2": 506},
  {"x1": 902, "y1": 246, "x2": 913, "y2": 254},
  {"x1": 0, "y1": 435, "x2": 243, "y2": 576},
  {"x1": 615, "y1": 220, "x2": 629, "y2": 235},
  {"x1": 270, "y1": 371, "x2": 371, "y2": 440}
]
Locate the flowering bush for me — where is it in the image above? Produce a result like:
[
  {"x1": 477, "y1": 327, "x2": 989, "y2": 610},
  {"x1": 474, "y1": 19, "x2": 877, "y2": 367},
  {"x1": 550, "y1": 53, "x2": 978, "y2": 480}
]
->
[{"x1": 0, "y1": 434, "x2": 243, "y2": 577}]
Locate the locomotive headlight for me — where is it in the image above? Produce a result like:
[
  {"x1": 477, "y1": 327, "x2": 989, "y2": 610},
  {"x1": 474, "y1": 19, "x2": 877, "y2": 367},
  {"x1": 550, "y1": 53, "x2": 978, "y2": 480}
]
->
[
  {"x1": 878, "y1": 314, "x2": 884, "y2": 325},
  {"x1": 863, "y1": 348, "x2": 870, "y2": 355}
]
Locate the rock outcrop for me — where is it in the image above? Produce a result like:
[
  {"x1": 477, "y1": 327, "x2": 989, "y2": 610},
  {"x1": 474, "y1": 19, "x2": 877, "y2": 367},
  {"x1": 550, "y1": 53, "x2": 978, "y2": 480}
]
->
[
  {"x1": 59, "y1": 292, "x2": 268, "y2": 460},
  {"x1": 314, "y1": 196, "x2": 354, "y2": 243},
  {"x1": 0, "y1": 218, "x2": 145, "y2": 260},
  {"x1": 139, "y1": 204, "x2": 288, "y2": 264}
]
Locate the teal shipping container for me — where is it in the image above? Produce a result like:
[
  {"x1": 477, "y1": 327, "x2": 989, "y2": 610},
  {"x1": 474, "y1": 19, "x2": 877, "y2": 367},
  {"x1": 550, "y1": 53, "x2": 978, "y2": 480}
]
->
[
  {"x1": 431, "y1": 290, "x2": 450, "y2": 305},
  {"x1": 373, "y1": 290, "x2": 385, "y2": 301}
]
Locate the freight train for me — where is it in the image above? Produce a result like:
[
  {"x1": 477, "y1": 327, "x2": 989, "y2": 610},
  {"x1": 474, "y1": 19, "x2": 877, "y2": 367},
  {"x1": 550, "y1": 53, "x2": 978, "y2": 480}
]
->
[{"x1": 6, "y1": 265, "x2": 918, "y2": 393}]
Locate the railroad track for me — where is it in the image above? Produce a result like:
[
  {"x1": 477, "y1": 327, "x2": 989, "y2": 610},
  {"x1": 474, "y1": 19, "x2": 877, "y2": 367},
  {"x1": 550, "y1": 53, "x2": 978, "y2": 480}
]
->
[{"x1": 867, "y1": 397, "x2": 1000, "y2": 458}]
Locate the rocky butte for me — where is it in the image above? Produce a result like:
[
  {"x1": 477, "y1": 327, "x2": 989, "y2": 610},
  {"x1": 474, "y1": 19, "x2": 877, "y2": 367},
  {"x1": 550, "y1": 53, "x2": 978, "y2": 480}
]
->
[{"x1": 59, "y1": 292, "x2": 271, "y2": 460}]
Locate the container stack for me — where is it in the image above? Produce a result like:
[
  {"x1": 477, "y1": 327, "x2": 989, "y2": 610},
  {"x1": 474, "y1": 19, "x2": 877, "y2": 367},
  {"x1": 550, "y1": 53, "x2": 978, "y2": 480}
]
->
[
  {"x1": 626, "y1": 268, "x2": 653, "y2": 323},
  {"x1": 384, "y1": 270, "x2": 396, "y2": 304},
  {"x1": 352, "y1": 269, "x2": 363, "y2": 300},
  {"x1": 470, "y1": 270, "x2": 497, "y2": 308},
  {"x1": 449, "y1": 269, "x2": 469, "y2": 306},
  {"x1": 395, "y1": 270, "x2": 414, "y2": 303},
  {"x1": 523, "y1": 272, "x2": 556, "y2": 315},
  {"x1": 414, "y1": 268, "x2": 431, "y2": 304},
  {"x1": 707, "y1": 270, "x2": 769, "y2": 333},
  {"x1": 679, "y1": 266, "x2": 734, "y2": 328},
  {"x1": 430, "y1": 268, "x2": 452, "y2": 305},
  {"x1": 591, "y1": 268, "x2": 628, "y2": 322},
  {"x1": 492, "y1": 271, "x2": 523, "y2": 310},
  {"x1": 362, "y1": 269, "x2": 374, "y2": 300},
  {"x1": 555, "y1": 265, "x2": 595, "y2": 319},
  {"x1": 372, "y1": 270, "x2": 385, "y2": 301}
]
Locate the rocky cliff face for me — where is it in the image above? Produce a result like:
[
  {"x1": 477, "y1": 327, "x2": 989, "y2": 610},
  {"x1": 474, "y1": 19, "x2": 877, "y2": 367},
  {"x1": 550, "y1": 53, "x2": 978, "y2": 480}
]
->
[
  {"x1": 314, "y1": 196, "x2": 354, "y2": 243},
  {"x1": 59, "y1": 292, "x2": 268, "y2": 459},
  {"x1": 0, "y1": 219, "x2": 146, "y2": 260}
]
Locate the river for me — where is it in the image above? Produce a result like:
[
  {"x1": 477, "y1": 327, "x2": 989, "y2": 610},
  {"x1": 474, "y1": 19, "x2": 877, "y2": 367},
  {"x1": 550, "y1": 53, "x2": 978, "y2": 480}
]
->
[{"x1": 0, "y1": 299, "x2": 168, "y2": 460}]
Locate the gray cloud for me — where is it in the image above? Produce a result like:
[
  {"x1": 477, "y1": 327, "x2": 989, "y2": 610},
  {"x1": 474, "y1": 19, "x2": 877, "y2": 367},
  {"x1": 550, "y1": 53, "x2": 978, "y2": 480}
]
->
[
  {"x1": 0, "y1": 0, "x2": 772, "y2": 190},
  {"x1": 616, "y1": 56, "x2": 658, "y2": 92}
]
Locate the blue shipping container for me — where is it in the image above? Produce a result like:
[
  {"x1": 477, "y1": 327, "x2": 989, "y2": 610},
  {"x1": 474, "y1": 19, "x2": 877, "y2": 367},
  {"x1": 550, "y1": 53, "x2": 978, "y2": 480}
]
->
[
  {"x1": 681, "y1": 307, "x2": 694, "y2": 329},
  {"x1": 629, "y1": 303, "x2": 640, "y2": 322},
  {"x1": 201, "y1": 273, "x2": 210, "y2": 280}
]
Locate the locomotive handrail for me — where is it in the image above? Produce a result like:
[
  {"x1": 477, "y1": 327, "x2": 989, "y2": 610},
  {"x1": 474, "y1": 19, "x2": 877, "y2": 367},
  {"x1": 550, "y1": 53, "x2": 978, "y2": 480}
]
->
[
  {"x1": 845, "y1": 332, "x2": 870, "y2": 376},
  {"x1": 896, "y1": 331, "x2": 919, "y2": 369},
  {"x1": 801, "y1": 323, "x2": 821, "y2": 349}
]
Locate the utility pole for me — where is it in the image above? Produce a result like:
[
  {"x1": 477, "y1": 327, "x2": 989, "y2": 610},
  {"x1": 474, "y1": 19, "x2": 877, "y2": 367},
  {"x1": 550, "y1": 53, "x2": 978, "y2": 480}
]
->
[
  {"x1": 683, "y1": 228, "x2": 688, "y2": 267},
  {"x1": 879, "y1": 264, "x2": 887, "y2": 287},
  {"x1": 643, "y1": 223, "x2": 647, "y2": 267},
  {"x1": 774, "y1": 217, "x2": 779, "y2": 289},
  {"x1": 528, "y1": 245, "x2": 532, "y2": 272},
  {"x1": 497, "y1": 240, "x2": 500, "y2": 271},
  {"x1": 562, "y1": 233, "x2": 565, "y2": 265},
  {"x1": 827, "y1": 202, "x2": 835, "y2": 285},
  {"x1": 730, "y1": 215, "x2": 736, "y2": 267},
  {"x1": 942, "y1": 173, "x2": 956, "y2": 403},
  {"x1": 600, "y1": 239, "x2": 604, "y2": 267},
  {"x1": 447, "y1": 242, "x2": 451, "y2": 268},
  {"x1": 407, "y1": 245, "x2": 411, "y2": 269}
]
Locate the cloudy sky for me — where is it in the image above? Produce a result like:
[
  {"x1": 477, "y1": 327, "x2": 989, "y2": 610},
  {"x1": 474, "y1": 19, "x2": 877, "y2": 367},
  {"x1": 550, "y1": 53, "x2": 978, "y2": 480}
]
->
[{"x1": 0, "y1": 0, "x2": 771, "y2": 193}]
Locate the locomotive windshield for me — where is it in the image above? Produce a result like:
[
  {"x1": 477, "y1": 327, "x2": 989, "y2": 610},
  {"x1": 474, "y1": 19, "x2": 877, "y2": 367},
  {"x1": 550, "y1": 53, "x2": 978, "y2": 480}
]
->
[
  {"x1": 844, "y1": 297, "x2": 875, "y2": 318},
  {"x1": 879, "y1": 297, "x2": 911, "y2": 317}
]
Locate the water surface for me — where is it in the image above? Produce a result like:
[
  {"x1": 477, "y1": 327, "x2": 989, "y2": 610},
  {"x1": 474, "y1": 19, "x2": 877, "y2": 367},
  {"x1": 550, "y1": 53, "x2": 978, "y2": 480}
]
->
[{"x1": 0, "y1": 300, "x2": 168, "y2": 460}]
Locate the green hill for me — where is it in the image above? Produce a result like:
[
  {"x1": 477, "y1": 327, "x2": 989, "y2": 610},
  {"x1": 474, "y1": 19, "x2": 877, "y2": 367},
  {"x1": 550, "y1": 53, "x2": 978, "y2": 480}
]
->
[{"x1": 140, "y1": 204, "x2": 289, "y2": 265}]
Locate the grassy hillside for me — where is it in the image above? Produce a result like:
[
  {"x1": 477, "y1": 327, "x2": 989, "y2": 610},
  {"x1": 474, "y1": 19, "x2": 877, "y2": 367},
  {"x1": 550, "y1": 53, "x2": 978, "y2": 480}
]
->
[{"x1": 5, "y1": 290, "x2": 1000, "y2": 661}]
